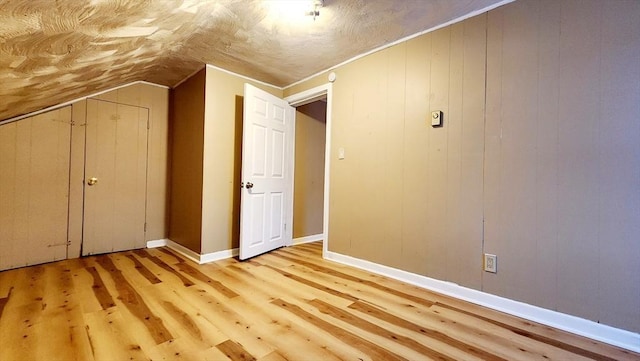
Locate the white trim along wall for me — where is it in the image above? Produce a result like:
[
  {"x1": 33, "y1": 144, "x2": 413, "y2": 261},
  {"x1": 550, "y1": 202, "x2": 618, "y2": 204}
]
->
[
  {"x1": 147, "y1": 239, "x2": 238, "y2": 264},
  {"x1": 323, "y1": 251, "x2": 640, "y2": 353},
  {"x1": 292, "y1": 234, "x2": 323, "y2": 245}
]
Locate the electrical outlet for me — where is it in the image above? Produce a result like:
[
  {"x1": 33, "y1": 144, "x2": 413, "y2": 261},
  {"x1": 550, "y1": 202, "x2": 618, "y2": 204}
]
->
[{"x1": 484, "y1": 253, "x2": 497, "y2": 273}]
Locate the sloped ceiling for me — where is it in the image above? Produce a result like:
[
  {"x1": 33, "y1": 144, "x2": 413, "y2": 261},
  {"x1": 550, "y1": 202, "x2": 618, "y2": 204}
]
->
[{"x1": 0, "y1": 0, "x2": 505, "y2": 121}]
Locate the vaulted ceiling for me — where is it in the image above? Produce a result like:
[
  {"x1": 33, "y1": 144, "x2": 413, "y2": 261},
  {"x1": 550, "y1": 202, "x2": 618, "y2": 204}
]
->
[{"x1": 0, "y1": 0, "x2": 505, "y2": 121}]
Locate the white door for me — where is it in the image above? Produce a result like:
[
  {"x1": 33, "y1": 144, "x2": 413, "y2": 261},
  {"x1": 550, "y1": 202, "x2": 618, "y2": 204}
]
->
[
  {"x1": 83, "y1": 99, "x2": 149, "y2": 256},
  {"x1": 240, "y1": 84, "x2": 295, "y2": 260}
]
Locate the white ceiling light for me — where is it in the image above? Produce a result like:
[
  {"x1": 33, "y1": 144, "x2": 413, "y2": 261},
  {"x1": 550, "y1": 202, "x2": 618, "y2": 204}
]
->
[
  {"x1": 264, "y1": 0, "x2": 323, "y2": 19},
  {"x1": 306, "y1": 0, "x2": 324, "y2": 20}
]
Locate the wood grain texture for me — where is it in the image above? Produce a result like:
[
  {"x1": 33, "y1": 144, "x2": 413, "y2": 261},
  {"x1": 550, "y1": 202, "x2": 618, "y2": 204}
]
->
[{"x1": 0, "y1": 242, "x2": 636, "y2": 361}]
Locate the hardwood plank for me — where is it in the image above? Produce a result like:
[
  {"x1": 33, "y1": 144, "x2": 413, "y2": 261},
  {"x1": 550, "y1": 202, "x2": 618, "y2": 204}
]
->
[
  {"x1": 434, "y1": 302, "x2": 620, "y2": 361},
  {"x1": 0, "y1": 301, "x2": 41, "y2": 360},
  {"x1": 95, "y1": 255, "x2": 173, "y2": 344},
  {"x1": 224, "y1": 297, "x2": 348, "y2": 361},
  {"x1": 308, "y1": 298, "x2": 457, "y2": 361},
  {"x1": 146, "y1": 338, "x2": 226, "y2": 361},
  {"x1": 261, "y1": 264, "x2": 359, "y2": 302},
  {"x1": 257, "y1": 351, "x2": 288, "y2": 361},
  {"x1": 156, "y1": 247, "x2": 187, "y2": 264},
  {"x1": 84, "y1": 266, "x2": 116, "y2": 310},
  {"x1": 32, "y1": 300, "x2": 93, "y2": 361},
  {"x1": 0, "y1": 287, "x2": 12, "y2": 319},
  {"x1": 125, "y1": 254, "x2": 162, "y2": 285},
  {"x1": 225, "y1": 261, "x2": 352, "y2": 308},
  {"x1": 169, "y1": 286, "x2": 277, "y2": 359},
  {"x1": 83, "y1": 309, "x2": 150, "y2": 361},
  {"x1": 273, "y1": 250, "x2": 435, "y2": 307},
  {"x1": 161, "y1": 300, "x2": 204, "y2": 342},
  {"x1": 405, "y1": 281, "x2": 638, "y2": 361},
  {"x1": 0, "y1": 242, "x2": 637, "y2": 361},
  {"x1": 135, "y1": 249, "x2": 195, "y2": 287},
  {"x1": 10, "y1": 265, "x2": 46, "y2": 307},
  {"x1": 272, "y1": 298, "x2": 408, "y2": 361},
  {"x1": 423, "y1": 305, "x2": 584, "y2": 361},
  {"x1": 348, "y1": 300, "x2": 512, "y2": 361},
  {"x1": 216, "y1": 339, "x2": 257, "y2": 361},
  {"x1": 175, "y1": 261, "x2": 239, "y2": 298},
  {"x1": 192, "y1": 345, "x2": 235, "y2": 361},
  {"x1": 141, "y1": 282, "x2": 229, "y2": 348},
  {"x1": 183, "y1": 268, "x2": 354, "y2": 360}
]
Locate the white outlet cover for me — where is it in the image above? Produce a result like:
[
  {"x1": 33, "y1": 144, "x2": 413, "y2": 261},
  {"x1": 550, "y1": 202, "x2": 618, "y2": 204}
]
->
[{"x1": 484, "y1": 253, "x2": 497, "y2": 273}]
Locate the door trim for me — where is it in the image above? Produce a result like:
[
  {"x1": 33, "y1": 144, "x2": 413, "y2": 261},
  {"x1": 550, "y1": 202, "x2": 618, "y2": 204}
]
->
[{"x1": 284, "y1": 83, "x2": 333, "y2": 257}]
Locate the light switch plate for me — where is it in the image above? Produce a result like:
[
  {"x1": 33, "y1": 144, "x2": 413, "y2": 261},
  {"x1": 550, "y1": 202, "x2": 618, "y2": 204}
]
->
[{"x1": 431, "y1": 111, "x2": 443, "y2": 127}]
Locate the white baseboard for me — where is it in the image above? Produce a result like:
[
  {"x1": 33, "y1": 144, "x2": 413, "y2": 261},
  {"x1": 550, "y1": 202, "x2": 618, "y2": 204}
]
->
[
  {"x1": 292, "y1": 233, "x2": 324, "y2": 245},
  {"x1": 146, "y1": 239, "x2": 238, "y2": 264},
  {"x1": 163, "y1": 240, "x2": 202, "y2": 264},
  {"x1": 324, "y1": 251, "x2": 640, "y2": 353},
  {"x1": 146, "y1": 239, "x2": 168, "y2": 248},
  {"x1": 200, "y1": 248, "x2": 239, "y2": 263}
]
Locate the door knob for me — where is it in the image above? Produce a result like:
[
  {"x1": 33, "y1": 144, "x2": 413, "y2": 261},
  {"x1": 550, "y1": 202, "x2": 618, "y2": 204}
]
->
[
  {"x1": 245, "y1": 182, "x2": 254, "y2": 189},
  {"x1": 87, "y1": 177, "x2": 98, "y2": 186}
]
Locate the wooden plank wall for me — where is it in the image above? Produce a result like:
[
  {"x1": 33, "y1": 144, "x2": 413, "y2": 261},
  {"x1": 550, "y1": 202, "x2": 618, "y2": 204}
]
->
[
  {"x1": 90, "y1": 83, "x2": 171, "y2": 243},
  {"x1": 1, "y1": 82, "x2": 169, "y2": 269},
  {"x1": 69, "y1": 82, "x2": 170, "y2": 258},
  {"x1": 483, "y1": 0, "x2": 640, "y2": 333},
  {"x1": 0, "y1": 107, "x2": 71, "y2": 270},
  {"x1": 328, "y1": 12, "x2": 487, "y2": 289},
  {"x1": 288, "y1": 0, "x2": 640, "y2": 334},
  {"x1": 82, "y1": 100, "x2": 149, "y2": 255}
]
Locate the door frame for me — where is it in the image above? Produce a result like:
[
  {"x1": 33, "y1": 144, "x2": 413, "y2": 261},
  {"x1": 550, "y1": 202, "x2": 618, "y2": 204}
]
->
[{"x1": 284, "y1": 82, "x2": 333, "y2": 257}]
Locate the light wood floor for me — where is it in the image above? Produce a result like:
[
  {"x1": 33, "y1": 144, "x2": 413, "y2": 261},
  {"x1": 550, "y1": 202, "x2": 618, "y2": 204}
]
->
[{"x1": 0, "y1": 242, "x2": 636, "y2": 361}]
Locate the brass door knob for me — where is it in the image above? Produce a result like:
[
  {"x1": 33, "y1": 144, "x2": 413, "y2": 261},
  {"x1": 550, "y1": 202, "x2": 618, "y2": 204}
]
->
[{"x1": 87, "y1": 177, "x2": 98, "y2": 186}]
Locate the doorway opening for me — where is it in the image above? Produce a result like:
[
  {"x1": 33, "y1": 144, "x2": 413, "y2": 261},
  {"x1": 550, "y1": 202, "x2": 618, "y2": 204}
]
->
[
  {"x1": 292, "y1": 99, "x2": 327, "y2": 244},
  {"x1": 286, "y1": 83, "x2": 333, "y2": 257}
]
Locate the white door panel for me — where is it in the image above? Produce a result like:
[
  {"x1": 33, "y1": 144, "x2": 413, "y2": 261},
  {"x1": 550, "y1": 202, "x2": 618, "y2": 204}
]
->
[{"x1": 240, "y1": 84, "x2": 294, "y2": 260}]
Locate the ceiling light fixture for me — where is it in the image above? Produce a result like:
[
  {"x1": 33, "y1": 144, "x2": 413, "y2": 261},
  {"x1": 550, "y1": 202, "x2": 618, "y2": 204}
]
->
[{"x1": 306, "y1": 0, "x2": 324, "y2": 20}]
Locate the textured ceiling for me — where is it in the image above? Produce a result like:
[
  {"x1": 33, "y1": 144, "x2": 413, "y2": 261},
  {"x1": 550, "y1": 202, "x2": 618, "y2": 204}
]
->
[{"x1": 0, "y1": 0, "x2": 505, "y2": 121}]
